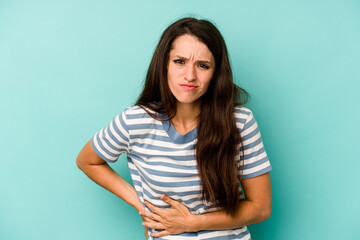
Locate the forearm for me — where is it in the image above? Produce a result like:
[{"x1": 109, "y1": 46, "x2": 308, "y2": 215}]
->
[
  {"x1": 191, "y1": 200, "x2": 270, "y2": 231},
  {"x1": 79, "y1": 162, "x2": 144, "y2": 212}
]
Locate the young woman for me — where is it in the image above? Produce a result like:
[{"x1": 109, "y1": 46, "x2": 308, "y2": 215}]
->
[{"x1": 76, "y1": 17, "x2": 272, "y2": 240}]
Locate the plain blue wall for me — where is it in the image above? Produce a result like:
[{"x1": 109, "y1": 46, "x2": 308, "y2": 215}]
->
[{"x1": 1, "y1": 0, "x2": 359, "y2": 239}]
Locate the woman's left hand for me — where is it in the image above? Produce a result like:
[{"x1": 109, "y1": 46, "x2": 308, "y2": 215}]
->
[{"x1": 139, "y1": 194, "x2": 196, "y2": 238}]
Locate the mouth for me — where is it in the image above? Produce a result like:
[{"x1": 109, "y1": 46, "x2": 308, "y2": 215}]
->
[{"x1": 180, "y1": 84, "x2": 198, "y2": 91}]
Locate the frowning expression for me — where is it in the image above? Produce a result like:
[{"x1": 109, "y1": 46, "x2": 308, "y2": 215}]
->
[{"x1": 167, "y1": 34, "x2": 215, "y2": 106}]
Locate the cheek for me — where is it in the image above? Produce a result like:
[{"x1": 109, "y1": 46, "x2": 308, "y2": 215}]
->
[
  {"x1": 167, "y1": 66, "x2": 179, "y2": 83},
  {"x1": 202, "y1": 81, "x2": 211, "y2": 93},
  {"x1": 168, "y1": 75, "x2": 177, "y2": 90},
  {"x1": 202, "y1": 73, "x2": 214, "y2": 90},
  {"x1": 167, "y1": 67, "x2": 174, "y2": 84},
  {"x1": 167, "y1": 71, "x2": 178, "y2": 95}
]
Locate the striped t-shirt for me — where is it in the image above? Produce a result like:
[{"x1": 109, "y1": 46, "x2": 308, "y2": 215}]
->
[{"x1": 91, "y1": 105, "x2": 271, "y2": 240}]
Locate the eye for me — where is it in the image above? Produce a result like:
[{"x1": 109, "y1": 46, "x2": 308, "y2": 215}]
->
[
  {"x1": 174, "y1": 59, "x2": 184, "y2": 64},
  {"x1": 198, "y1": 63, "x2": 210, "y2": 69}
]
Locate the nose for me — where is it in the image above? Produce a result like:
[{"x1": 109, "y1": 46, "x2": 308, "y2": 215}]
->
[{"x1": 184, "y1": 65, "x2": 196, "y2": 82}]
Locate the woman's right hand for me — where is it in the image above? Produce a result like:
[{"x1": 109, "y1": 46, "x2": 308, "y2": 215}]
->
[
  {"x1": 77, "y1": 140, "x2": 151, "y2": 239},
  {"x1": 144, "y1": 226, "x2": 148, "y2": 239},
  {"x1": 138, "y1": 206, "x2": 149, "y2": 239}
]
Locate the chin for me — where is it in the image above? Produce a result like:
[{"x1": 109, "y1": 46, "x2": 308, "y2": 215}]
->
[{"x1": 176, "y1": 97, "x2": 201, "y2": 105}]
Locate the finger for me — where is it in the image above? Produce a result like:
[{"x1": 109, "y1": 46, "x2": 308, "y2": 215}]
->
[
  {"x1": 142, "y1": 220, "x2": 165, "y2": 230},
  {"x1": 142, "y1": 216, "x2": 156, "y2": 223},
  {"x1": 144, "y1": 201, "x2": 164, "y2": 216},
  {"x1": 161, "y1": 194, "x2": 179, "y2": 208},
  {"x1": 151, "y1": 230, "x2": 171, "y2": 238},
  {"x1": 144, "y1": 227, "x2": 148, "y2": 240},
  {"x1": 139, "y1": 210, "x2": 162, "y2": 222}
]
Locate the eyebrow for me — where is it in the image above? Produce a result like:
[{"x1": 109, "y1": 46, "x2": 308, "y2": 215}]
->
[{"x1": 173, "y1": 55, "x2": 213, "y2": 65}]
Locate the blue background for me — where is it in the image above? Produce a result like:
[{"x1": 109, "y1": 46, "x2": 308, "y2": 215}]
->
[{"x1": 1, "y1": 0, "x2": 359, "y2": 239}]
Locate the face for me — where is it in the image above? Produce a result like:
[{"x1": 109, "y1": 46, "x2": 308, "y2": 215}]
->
[{"x1": 167, "y1": 34, "x2": 215, "y2": 107}]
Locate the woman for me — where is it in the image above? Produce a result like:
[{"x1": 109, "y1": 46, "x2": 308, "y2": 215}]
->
[{"x1": 76, "y1": 17, "x2": 272, "y2": 240}]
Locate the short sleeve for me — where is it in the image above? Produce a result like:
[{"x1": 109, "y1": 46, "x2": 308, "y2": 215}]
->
[
  {"x1": 91, "y1": 111, "x2": 130, "y2": 163},
  {"x1": 238, "y1": 110, "x2": 272, "y2": 179}
]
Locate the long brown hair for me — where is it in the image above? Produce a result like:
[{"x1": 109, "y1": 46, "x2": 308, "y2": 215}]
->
[{"x1": 136, "y1": 17, "x2": 248, "y2": 215}]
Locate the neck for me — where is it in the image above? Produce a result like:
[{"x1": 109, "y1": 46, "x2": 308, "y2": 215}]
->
[{"x1": 171, "y1": 101, "x2": 201, "y2": 134}]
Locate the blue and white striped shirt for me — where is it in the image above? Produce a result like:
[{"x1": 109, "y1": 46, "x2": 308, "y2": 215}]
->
[{"x1": 91, "y1": 105, "x2": 271, "y2": 240}]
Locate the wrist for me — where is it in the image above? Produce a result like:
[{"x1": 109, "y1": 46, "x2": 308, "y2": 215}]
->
[
  {"x1": 132, "y1": 201, "x2": 145, "y2": 213},
  {"x1": 188, "y1": 214, "x2": 202, "y2": 232}
]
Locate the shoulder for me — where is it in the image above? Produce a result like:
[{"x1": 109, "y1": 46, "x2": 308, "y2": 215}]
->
[
  {"x1": 234, "y1": 106, "x2": 254, "y2": 130},
  {"x1": 121, "y1": 105, "x2": 160, "y2": 129},
  {"x1": 234, "y1": 105, "x2": 253, "y2": 117},
  {"x1": 122, "y1": 105, "x2": 154, "y2": 119}
]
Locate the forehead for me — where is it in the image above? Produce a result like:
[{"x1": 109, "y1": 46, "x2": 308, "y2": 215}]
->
[{"x1": 170, "y1": 34, "x2": 213, "y2": 60}]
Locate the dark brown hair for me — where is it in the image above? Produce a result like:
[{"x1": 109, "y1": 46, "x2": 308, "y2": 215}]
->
[{"x1": 136, "y1": 17, "x2": 248, "y2": 215}]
